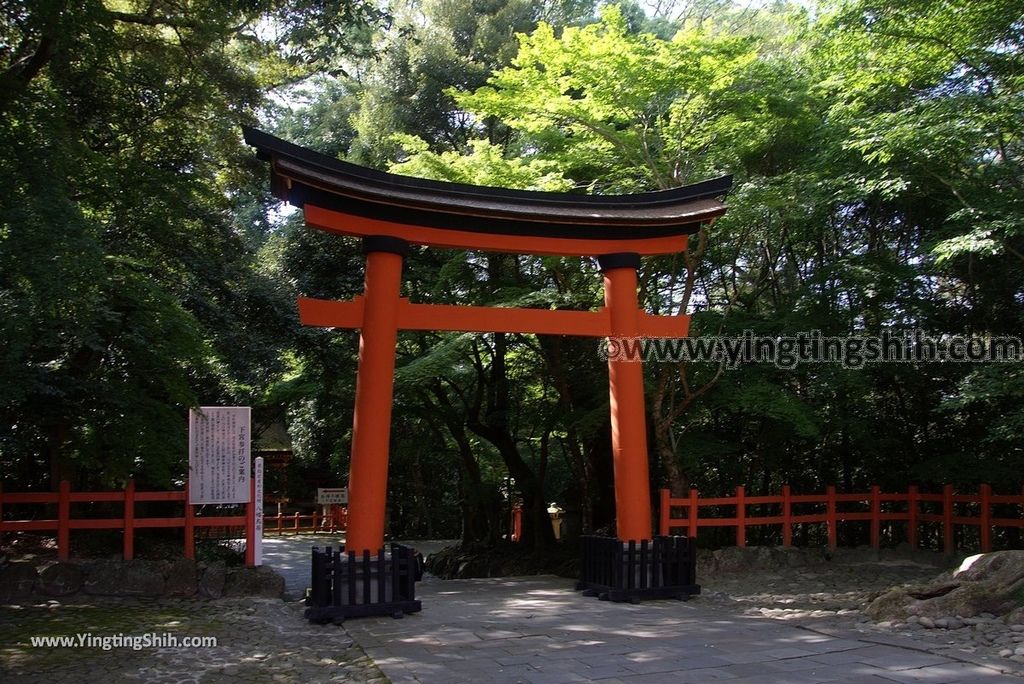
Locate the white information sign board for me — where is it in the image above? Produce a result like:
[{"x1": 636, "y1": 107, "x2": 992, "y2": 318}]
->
[
  {"x1": 188, "y1": 406, "x2": 251, "y2": 504},
  {"x1": 253, "y1": 456, "x2": 264, "y2": 566},
  {"x1": 317, "y1": 487, "x2": 349, "y2": 505}
]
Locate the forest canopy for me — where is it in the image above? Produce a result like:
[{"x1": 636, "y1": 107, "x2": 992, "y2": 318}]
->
[{"x1": 2, "y1": 0, "x2": 1022, "y2": 547}]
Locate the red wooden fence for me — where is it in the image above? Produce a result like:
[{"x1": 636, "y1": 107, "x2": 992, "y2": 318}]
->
[
  {"x1": 0, "y1": 479, "x2": 257, "y2": 566},
  {"x1": 265, "y1": 507, "x2": 348, "y2": 535},
  {"x1": 659, "y1": 484, "x2": 1024, "y2": 552}
]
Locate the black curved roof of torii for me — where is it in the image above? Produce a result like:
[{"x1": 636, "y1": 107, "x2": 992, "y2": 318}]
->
[{"x1": 243, "y1": 127, "x2": 731, "y2": 241}]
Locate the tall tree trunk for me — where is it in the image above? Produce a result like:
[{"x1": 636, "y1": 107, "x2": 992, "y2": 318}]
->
[
  {"x1": 410, "y1": 450, "x2": 433, "y2": 538},
  {"x1": 46, "y1": 422, "x2": 73, "y2": 490},
  {"x1": 650, "y1": 361, "x2": 724, "y2": 496},
  {"x1": 467, "y1": 332, "x2": 556, "y2": 551},
  {"x1": 428, "y1": 383, "x2": 492, "y2": 545},
  {"x1": 536, "y1": 335, "x2": 595, "y2": 533},
  {"x1": 648, "y1": 228, "x2": 724, "y2": 496},
  {"x1": 653, "y1": 413, "x2": 690, "y2": 496}
]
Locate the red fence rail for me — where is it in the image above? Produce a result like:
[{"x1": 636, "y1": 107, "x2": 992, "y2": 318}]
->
[
  {"x1": 0, "y1": 479, "x2": 258, "y2": 566},
  {"x1": 266, "y1": 507, "x2": 348, "y2": 535},
  {"x1": 659, "y1": 484, "x2": 1024, "y2": 552}
]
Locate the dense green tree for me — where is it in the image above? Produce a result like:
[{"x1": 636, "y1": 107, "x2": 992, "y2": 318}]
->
[
  {"x1": 347, "y1": 0, "x2": 597, "y2": 167},
  {"x1": 0, "y1": 0, "x2": 384, "y2": 488},
  {"x1": 386, "y1": 0, "x2": 1024, "y2": 523}
]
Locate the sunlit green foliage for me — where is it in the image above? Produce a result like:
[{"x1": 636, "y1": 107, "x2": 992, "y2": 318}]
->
[{"x1": 3, "y1": 0, "x2": 1023, "y2": 549}]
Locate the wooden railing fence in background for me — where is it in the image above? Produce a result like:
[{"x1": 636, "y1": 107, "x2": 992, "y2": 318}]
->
[
  {"x1": 0, "y1": 479, "x2": 256, "y2": 565},
  {"x1": 660, "y1": 484, "x2": 1024, "y2": 552},
  {"x1": 265, "y1": 507, "x2": 348, "y2": 535}
]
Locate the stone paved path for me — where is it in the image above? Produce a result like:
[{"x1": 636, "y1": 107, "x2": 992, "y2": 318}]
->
[
  {"x1": 262, "y1": 533, "x2": 346, "y2": 596},
  {"x1": 343, "y1": 574, "x2": 1024, "y2": 684}
]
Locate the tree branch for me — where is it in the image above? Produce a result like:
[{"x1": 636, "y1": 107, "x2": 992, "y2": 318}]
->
[{"x1": 105, "y1": 10, "x2": 200, "y2": 29}]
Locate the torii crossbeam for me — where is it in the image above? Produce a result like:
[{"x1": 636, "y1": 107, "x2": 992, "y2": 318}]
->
[{"x1": 245, "y1": 127, "x2": 730, "y2": 554}]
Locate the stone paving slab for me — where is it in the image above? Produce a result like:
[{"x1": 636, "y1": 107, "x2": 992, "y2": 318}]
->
[
  {"x1": 341, "y1": 575, "x2": 1024, "y2": 683},
  {"x1": 803, "y1": 619, "x2": 1024, "y2": 676}
]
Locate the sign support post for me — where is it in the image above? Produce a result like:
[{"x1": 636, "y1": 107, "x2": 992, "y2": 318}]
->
[{"x1": 253, "y1": 456, "x2": 263, "y2": 566}]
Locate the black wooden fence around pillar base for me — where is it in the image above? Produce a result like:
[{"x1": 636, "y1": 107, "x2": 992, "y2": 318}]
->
[
  {"x1": 576, "y1": 535, "x2": 700, "y2": 603},
  {"x1": 305, "y1": 544, "x2": 422, "y2": 623}
]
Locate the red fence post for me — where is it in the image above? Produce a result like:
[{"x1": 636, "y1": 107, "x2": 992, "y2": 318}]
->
[
  {"x1": 245, "y1": 478, "x2": 255, "y2": 567},
  {"x1": 123, "y1": 479, "x2": 135, "y2": 561},
  {"x1": 58, "y1": 480, "x2": 71, "y2": 561},
  {"x1": 276, "y1": 513, "x2": 283, "y2": 534},
  {"x1": 943, "y1": 484, "x2": 954, "y2": 553},
  {"x1": 826, "y1": 485, "x2": 837, "y2": 549},
  {"x1": 512, "y1": 504, "x2": 523, "y2": 542},
  {"x1": 184, "y1": 478, "x2": 195, "y2": 560},
  {"x1": 870, "y1": 485, "x2": 881, "y2": 549},
  {"x1": 782, "y1": 484, "x2": 792, "y2": 547},
  {"x1": 735, "y1": 485, "x2": 746, "y2": 547},
  {"x1": 659, "y1": 488, "x2": 669, "y2": 537},
  {"x1": 688, "y1": 487, "x2": 698, "y2": 539},
  {"x1": 907, "y1": 485, "x2": 919, "y2": 549},
  {"x1": 980, "y1": 484, "x2": 992, "y2": 552}
]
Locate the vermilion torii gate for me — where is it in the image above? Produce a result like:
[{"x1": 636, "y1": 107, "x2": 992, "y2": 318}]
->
[{"x1": 245, "y1": 128, "x2": 730, "y2": 556}]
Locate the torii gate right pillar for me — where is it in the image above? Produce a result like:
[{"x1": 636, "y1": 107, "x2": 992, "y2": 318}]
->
[{"x1": 599, "y1": 253, "x2": 653, "y2": 542}]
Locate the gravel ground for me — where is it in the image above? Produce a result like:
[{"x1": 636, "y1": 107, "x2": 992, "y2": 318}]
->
[
  {"x1": 699, "y1": 555, "x2": 1024, "y2": 677},
  {"x1": 0, "y1": 596, "x2": 384, "y2": 683}
]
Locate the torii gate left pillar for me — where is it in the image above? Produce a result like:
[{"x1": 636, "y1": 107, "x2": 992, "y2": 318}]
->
[
  {"x1": 344, "y1": 236, "x2": 407, "y2": 554},
  {"x1": 599, "y1": 253, "x2": 652, "y2": 544}
]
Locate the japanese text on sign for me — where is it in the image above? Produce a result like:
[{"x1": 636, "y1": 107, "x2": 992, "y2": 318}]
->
[
  {"x1": 317, "y1": 487, "x2": 348, "y2": 505},
  {"x1": 189, "y1": 407, "x2": 251, "y2": 504}
]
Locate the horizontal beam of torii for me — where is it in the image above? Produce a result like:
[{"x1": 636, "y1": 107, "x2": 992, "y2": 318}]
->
[{"x1": 298, "y1": 295, "x2": 690, "y2": 338}]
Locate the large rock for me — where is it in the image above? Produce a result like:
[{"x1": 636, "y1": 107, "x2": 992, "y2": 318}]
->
[
  {"x1": 706, "y1": 546, "x2": 822, "y2": 575},
  {"x1": 198, "y1": 562, "x2": 226, "y2": 598},
  {"x1": 1, "y1": 557, "x2": 286, "y2": 600},
  {"x1": 223, "y1": 566, "x2": 285, "y2": 598},
  {"x1": 163, "y1": 558, "x2": 198, "y2": 597},
  {"x1": 0, "y1": 563, "x2": 38, "y2": 602},
  {"x1": 83, "y1": 560, "x2": 166, "y2": 596},
  {"x1": 866, "y1": 551, "x2": 1024, "y2": 621},
  {"x1": 39, "y1": 562, "x2": 83, "y2": 596},
  {"x1": 713, "y1": 546, "x2": 751, "y2": 574},
  {"x1": 950, "y1": 551, "x2": 1024, "y2": 584},
  {"x1": 832, "y1": 546, "x2": 881, "y2": 564}
]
